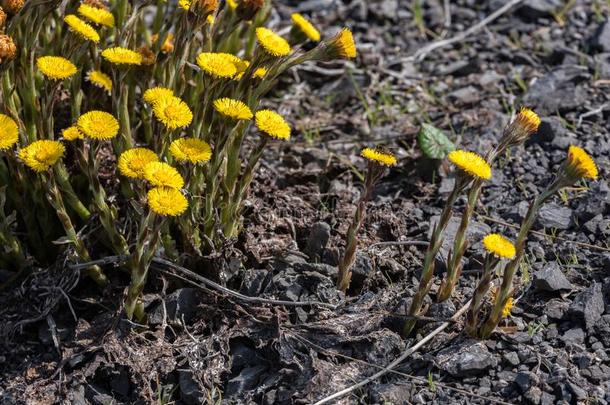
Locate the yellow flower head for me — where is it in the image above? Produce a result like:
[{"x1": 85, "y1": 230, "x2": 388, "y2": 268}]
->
[
  {"x1": 291, "y1": 13, "x2": 321, "y2": 42},
  {"x1": 448, "y1": 150, "x2": 492, "y2": 180},
  {"x1": 256, "y1": 27, "x2": 291, "y2": 57},
  {"x1": 101, "y1": 47, "x2": 142, "y2": 65},
  {"x1": 196, "y1": 52, "x2": 237, "y2": 79},
  {"x1": 253, "y1": 66, "x2": 267, "y2": 79},
  {"x1": 151, "y1": 32, "x2": 174, "y2": 53},
  {"x1": 324, "y1": 28, "x2": 357, "y2": 60},
  {"x1": 37, "y1": 56, "x2": 77, "y2": 80},
  {"x1": 118, "y1": 148, "x2": 159, "y2": 179},
  {"x1": 77, "y1": 111, "x2": 120, "y2": 140},
  {"x1": 566, "y1": 145, "x2": 598, "y2": 180},
  {"x1": 152, "y1": 95, "x2": 193, "y2": 130},
  {"x1": 0, "y1": 114, "x2": 19, "y2": 150},
  {"x1": 170, "y1": 138, "x2": 212, "y2": 164},
  {"x1": 143, "y1": 162, "x2": 184, "y2": 189},
  {"x1": 227, "y1": 0, "x2": 237, "y2": 10},
  {"x1": 77, "y1": 4, "x2": 115, "y2": 27},
  {"x1": 217, "y1": 53, "x2": 248, "y2": 73},
  {"x1": 178, "y1": 0, "x2": 191, "y2": 10},
  {"x1": 213, "y1": 98, "x2": 253, "y2": 120},
  {"x1": 87, "y1": 70, "x2": 112, "y2": 94},
  {"x1": 360, "y1": 148, "x2": 397, "y2": 166},
  {"x1": 143, "y1": 86, "x2": 174, "y2": 105},
  {"x1": 62, "y1": 126, "x2": 84, "y2": 141},
  {"x1": 19, "y1": 140, "x2": 65, "y2": 172},
  {"x1": 147, "y1": 187, "x2": 188, "y2": 216},
  {"x1": 64, "y1": 14, "x2": 100, "y2": 43},
  {"x1": 514, "y1": 107, "x2": 541, "y2": 135},
  {"x1": 255, "y1": 110, "x2": 291, "y2": 140},
  {"x1": 482, "y1": 233, "x2": 516, "y2": 259},
  {"x1": 502, "y1": 297, "x2": 513, "y2": 318}
]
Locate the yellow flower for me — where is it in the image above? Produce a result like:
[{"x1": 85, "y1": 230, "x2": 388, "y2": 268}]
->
[
  {"x1": 143, "y1": 87, "x2": 174, "y2": 105},
  {"x1": 152, "y1": 95, "x2": 193, "y2": 130},
  {"x1": 77, "y1": 4, "x2": 115, "y2": 27},
  {"x1": 226, "y1": 0, "x2": 237, "y2": 10},
  {"x1": 64, "y1": 14, "x2": 100, "y2": 43},
  {"x1": 213, "y1": 98, "x2": 253, "y2": 120},
  {"x1": 207, "y1": 14, "x2": 215, "y2": 24},
  {"x1": 253, "y1": 66, "x2": 267, "y2": 79},
  {"x1": 0, "y1": 114, "x2": 19, "y2": 150},
  {"x1": 118, "y1": 148, "x2": 159, "y2": 179},
  {"x1": 255, "y1": 110, "x2": 291, "y2": 140},
  {"x1": 217, "y1": 53, "x2": 248, "y2": 73},
  {"x1": 147, "y1": 187, "x2": 188, "y2": 216},
  {"x1": 196, "y1": 52, "x2": 237, "y2": 79},
  {"x1": 325, "y1": 28, "x2": 357, "y2": 59},
  {"x1": 151, "y1": 32, "x2": 174, "y2": 53},
  {"x1": 501, "y1": 297, "x2": 513, "y2": 318},
  {"x1": 178, "y1": 0, "x2": 191, "y2": 10},
  {"x1": 447, "y1": 150, "x2": 492, "y2": 180},
  {"x1": 37, "y1": 56, "x2": 77, "y2": 80},
  {"x1": 482, "y1": 234, "x2": 516, "y2": 259},
  {"x1": 291, "y1": 13, "x2": 321, "y2": 41},
  {"x1": 19, "y1": 140, "x2": 65, "y2": 172},
  {"x1": 170, "y1": 138, "x2": 212, "y2": 164},
  {"x1": 360, "y1": 148, "x2": 397, "y2": 166},
  {"x1": 77, "y1": 111, "x2": 120, "y2": 140},
  {"x1": 87, "y1": 70, "x2": 112, "y2": 94},
  {"x1": 566, "y1": 145, "x2": 598, "y2": 180},
  {"x1": 514, "y1": 107, "x2": 541, "y2": 135},
  {"x1": 143, "y1": 162, "x2": 184, "y2": 189},
  {"x1": 256, "y1": 27, "x2": 291, "y2": 57},
  {"x1": 62, "y1": 126, "x2": 84, "y2": 141},
  {"x1": 101, "y1": 47, "x2": 142, "y2": 65}
]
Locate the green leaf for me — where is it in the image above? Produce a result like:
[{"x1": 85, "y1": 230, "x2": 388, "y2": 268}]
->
[{"x1": 417, "y1": 123, "x2": 455, "y2": 159}]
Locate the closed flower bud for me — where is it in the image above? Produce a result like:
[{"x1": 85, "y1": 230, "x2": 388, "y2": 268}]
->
[
  {"x1": 236, "y1": 0, "x2": 264, "y2": 20},
  {"x1": 0, "y1": 34, "x2": 16, "y2": 63},
  {"x1": 318, "y1": 28, "x2": 357, "y2": 61},
  {"x1": 501, "y1": 107, "x2": 540, "y2": 147}
]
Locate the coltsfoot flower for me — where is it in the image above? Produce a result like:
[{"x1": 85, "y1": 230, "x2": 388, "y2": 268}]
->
[
  {"x1": 255, "y1": 27, "x2": 291, "y2": 57},
  {"x1": 77, "y1": 3, "x2": 115, "y2": 27},
  {"x1": 152, "y1": 96, "x2": 193, "y2": 130},
  {"x1": 64, "y1": 15, "x2": 100, "y2": 43},
  {"x1": 566, "y1": 145, "x2": 598, "y2": 180},
  {"x1": 77, "y1": 111, "x2": 120, "y2": 140},
  {"x1": 360, "y1": 148, "x2": 397, "y2": 166},
  {"x1": 37, "y1": 56, "x2": 77, "y2": 80},
  {"x1": 0, "y1": 114, "x2": 18, "y2": 150},
  {"x1": 324, "y1": 28, "x2": 357, "y2": 60},
  {"x1": 255, "y1": 110, "x2": 291, "y2": 140},
  {"x1": 143, "y1": 87, "x2": 174, "y2": 105},
  {"x1": 87, "y1": 70, "x2": 112, "y2": 94},
  {"x1": 291, "y1": 13, "x2": 321, "y2": 42},
  {"x1": 501, "y1": 297, "x2": 513, "y2": 318},
  {"x1": 196, "y1": 52, "x2": 237, "y2": 79},
  {"x1": 482, "y1": 234, "x2": 516, "y2": 259},
  {"x1": 213, "y1": 98, "x2": 253, "y2": 120},
  {"x1": 147, "y1": 187, "x2": 188, "y2": 216},
  {"x1": 19, "y1": 140, "x2": 65, "y2": 172},
  {"x1": 448, "y1": 150, "x2": 492, "y2": 180},
  {"x1": 62, "y1": 126, "x2": 84, "y2": 141},
  {"x1": 514, "y1": 107, "x2": 541, "y2": 135},
  {"x1": 151, "y1": 32, "x2": 174, "y2": 53},
  {"x1": 143, "y1": 162, "x2": 184, "y2": 189},
  {"x1": 118, "y1": 148, "x2": 159, "y2": 179},
  {"x1": 170, "y1": 138, "x2": 212, "y2": 164},
  {"x1": 102, "y1": 47, "x2": 142, "y2": 65}
]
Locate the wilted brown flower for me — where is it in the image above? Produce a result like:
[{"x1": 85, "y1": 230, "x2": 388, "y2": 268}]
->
[
  {"x1": 236, "y1": 0, "x2": 264, "y2": 20},
  {"x1": 83, "y1": 0, "x2": 107, "y2": 8},
  {"x1": 1, "y1": 0, "x2": 24, "y2": 14},
  {"x1": 138, "y1": 46, "x2": 156, "y2": 66},
  {"x1": 0, "y1": 7, "x2": 7, "y2": 28},
  {"x1": 192, "y1": 0, "x2": 218, "y2": 15},
  {"x1": 0, "y1": 34, "x2": 16, "y2": 63}
]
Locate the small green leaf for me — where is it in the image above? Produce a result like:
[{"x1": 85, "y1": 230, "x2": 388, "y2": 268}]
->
[{"x1": 417, "y1": 123, "x2": 455, "y2": 159}]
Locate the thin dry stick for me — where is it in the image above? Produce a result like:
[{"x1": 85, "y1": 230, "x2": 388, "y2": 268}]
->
[
  {"x1": 312, "y1": 300, "x2": 472, "y2": 405},
  {"x1": 407, "y1": 0, "x2": 525, "y2": 62}
]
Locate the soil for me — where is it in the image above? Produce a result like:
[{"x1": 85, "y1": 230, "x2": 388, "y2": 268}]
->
[{"x1": 2, "y1": 1, "x2": 610, "y2": 404}]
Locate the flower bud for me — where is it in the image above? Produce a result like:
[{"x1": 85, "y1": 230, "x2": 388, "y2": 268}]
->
[
  {"x1": 318, "y1": 28, "x2": 357, "y2": 61},
  {"x1": 564, "y1": 145, "x2": 598, "y2": 181},
  {"x1": 502, "y1": 107, "x2": 540, "y2": 146}
]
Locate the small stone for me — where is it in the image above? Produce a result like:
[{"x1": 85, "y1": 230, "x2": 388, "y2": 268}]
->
[
  {"x1": 518, "y1": 0, "x2": 563, "y2": 19},
  {"x1": 533, "y1": 263, "x2": 573, "y2": 292},
  {"x1": 540, "y1": 391, "x2": 555, "y2": 405},
  {"x1": 568, "y1": 283, "x2": 605, "y2": 330},
  {"x1": 437, "y1": 341, "x2": 496, "y2": 376},
  {"x1": 179, "y1": 371, "x2": 204, "y2": 405},
  {"x1": 591, "y1": 19, "x2": 610, "y2": 52},
  {"x1": 546, "y1": 299, "x2": 569, "y2": 320},
  {"x1": 149, "y1": 288, "x2": 199, "y2": 325},
  {"x1": 567, "y1": 381, "x2": 587, "y2": 400},
  {"x1": 537, "y1": 203, "x2": 572, "y2": 230},
  {"x1": 524, "y1": 386, "x2": 543, "y2": 404},
  {"x1": 304, "y1": 222, "x2": 331, "y2": 261},
  {"x1": 447, "y1": 86, "x2": 479, "y2": 105},
  {"x1": 515, "y1": 371, "x2": 539, "y2": 393},
  {"x1": 561, "y1": 327, "x2": 585, "y2": 345},
  {"x1": 503, "y1": 352, "x2": 520, "y2": 366}
]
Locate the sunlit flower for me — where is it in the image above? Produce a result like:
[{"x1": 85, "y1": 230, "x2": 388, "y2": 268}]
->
[
  {"x1": 18, "y1": 140, "x2": 65, "y2": 172},
  {"x1": 77, "y1": 111, "x2": 120, "y2": 140},
  {"x1": 226, "y1": 0, "x2": 237, "y2": 10},
  {"x1": 255, "y1": 110, "x2": 291, "y2": 140},
  {"x1": 566, "y1": 145, "x2": 598, "y2": 180},
  {"x1": 501, "y1": 297, "x2": 513, "y2": 318},
  {"x1": 0, "y1": 114, "x2": 18, "y2": 150},
  {"x1": 118, "y1": 148, "x2": 159, "y2": 179},
  {"x1": 514, "y1": 107, "x2": 540, "y2": 135},
  {"x1": 64, "y1": 14, "x2": 100, "y2": 43},
  {"x1": 170, "y1": 138, "x2": 212, "y2": 164},
  {"x1": 291, "y1": 13, "x2": 321, "y2": 41},
  {"x1": 151, "y1": 32, "x2": 174, "y2": 53},
  {"x1": 325, "y1": 28, "x2": 357, "y2": 59},
  {"x1": 255, "y1": 27, "x2": 291, "y2": 57},
  {"x1": 196, "y1": 52, "x2": 237, "y2": 78},
  {"x1": 360, "y1": 148, "x2": 397, "y2": 166},
  {"x1": 87, "y1": 70, "x2": 112, "y2": 94},
  {"x1": 207, "y1": 14, "x2": 215, "y2": 24},
  {"x1": 77, "y1": 3, "x2": 115, "y2": 27},
  {"x1": 448, "y1": 150, "x2": 492, "y2": 180},
  {"x1": 178, "y1": 0, "x2": 191, "y2": 10},
  {"x1": 213, "y1": 98, "x2": 253, "y2": 120},
  {"x1": 101, "y1": 47, "x2": 142, "y2": 65},
  {"x1": 253, "y1": 66, "x2": 267, "y2": 79},
  {"x1": 147, "y1": 187, "x2": 188, "y2": 216},
  {"x1": 62, "y1": 126, "x2": 84, "y2": 141},
  {"x1": 152, "y1": 95, "x2": 193, "y2": 130},
  {"x1": 143, "y1": 86, "x2": 174, "y2": 105},
  {"x1": 482, "y1": 234, "x2": 516, "y2": 259},
  {"x1": 217, "y1": 52, "x2": 248, "y2": 73},
  {"x1": 143, "y1": 162, "x2": 184, "y2": 189},
  {"x1": 37, "y1": 56, "x2": 77, "y2": 80}
]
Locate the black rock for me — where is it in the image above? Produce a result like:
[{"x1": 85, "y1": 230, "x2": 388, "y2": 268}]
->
[
  {"x1": 522, "y1": 66, "x2": 589, "y2": 114},
  {"x1": 568, "y1": 283, "x2": 605, "y2": 330},
  {"x1": 179, "y1": 371, "x2": 204, "y2": 405},
  {"x1": 149, "y1": 288, "x2": 199, "y2": 325},
  {"x1": 533, "y1": 263, "x2": 573, "y2": 292},
  {"x1": 567, "y1": 381, "x2": 587, "y2": 400},
  {"x1": 518, "y1": 0, "x2": 563, "y2": 19},
  {"x1": 304, "y1": 222, "x2": 331, "y2": 261},
  {"x1": 515, "y1": 371, "x2": 539, "y2": 393},
  {"x1": 437, "y1": 341, "x2": 496, "y2": 376},
  {"x1": 546, "y1": 299, "x2": 569, "y2": 320},
  {"x1": 503, "y1": 351, "x2": 520, "y2": 367},
  {"x1": 537, "y1": 203, "x2": 572, "y2": 230},
  {"x1": 447, "y1": 86, "x2": 479, "y2": 105},
  {"x1": 591, "y1": 19, "x2": 610, "y2": 52},
  {"x1": 524, "y1": 386, "x2": 543, "y2": 404},
  {"x1": 225, "y1": 365, "x2": 268, "y2": 396},
  {"x1": 527, "y1": 117, "x2": 568, "y2": 145},
  {"x1": 574, "y1": 181, "x2": 609, "y2": 222},
  {"x1": 561, "y1": 327, "x2": 585, "y2": 345}
]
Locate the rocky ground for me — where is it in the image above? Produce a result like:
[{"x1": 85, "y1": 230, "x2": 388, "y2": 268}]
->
[{"x1": 1, "y1": 0, "x2": 610, "y2": 404}]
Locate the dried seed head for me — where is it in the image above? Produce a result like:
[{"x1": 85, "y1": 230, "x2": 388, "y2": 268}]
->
[
  {"x1": 0, "y1": 34, "x2": 17, "y2": 63},
  {"x1": 138, "y1": 46, "x2": 156, "y2": 66},
  {"x1": 193, "y1": 0, "x2": 218, "y2": 15},
  {"x1": 1, "y1": 0, "x2": 24, "y2": 14},
  {"x1": 0, "y1": 7, "x2": 7, "y2": 28},
  {"x1": 236, "y1": 0, "x2": 264, "y2": 20},
  {"x1": 82, "y1": 0, "x2": 107, "y2": 8}
]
